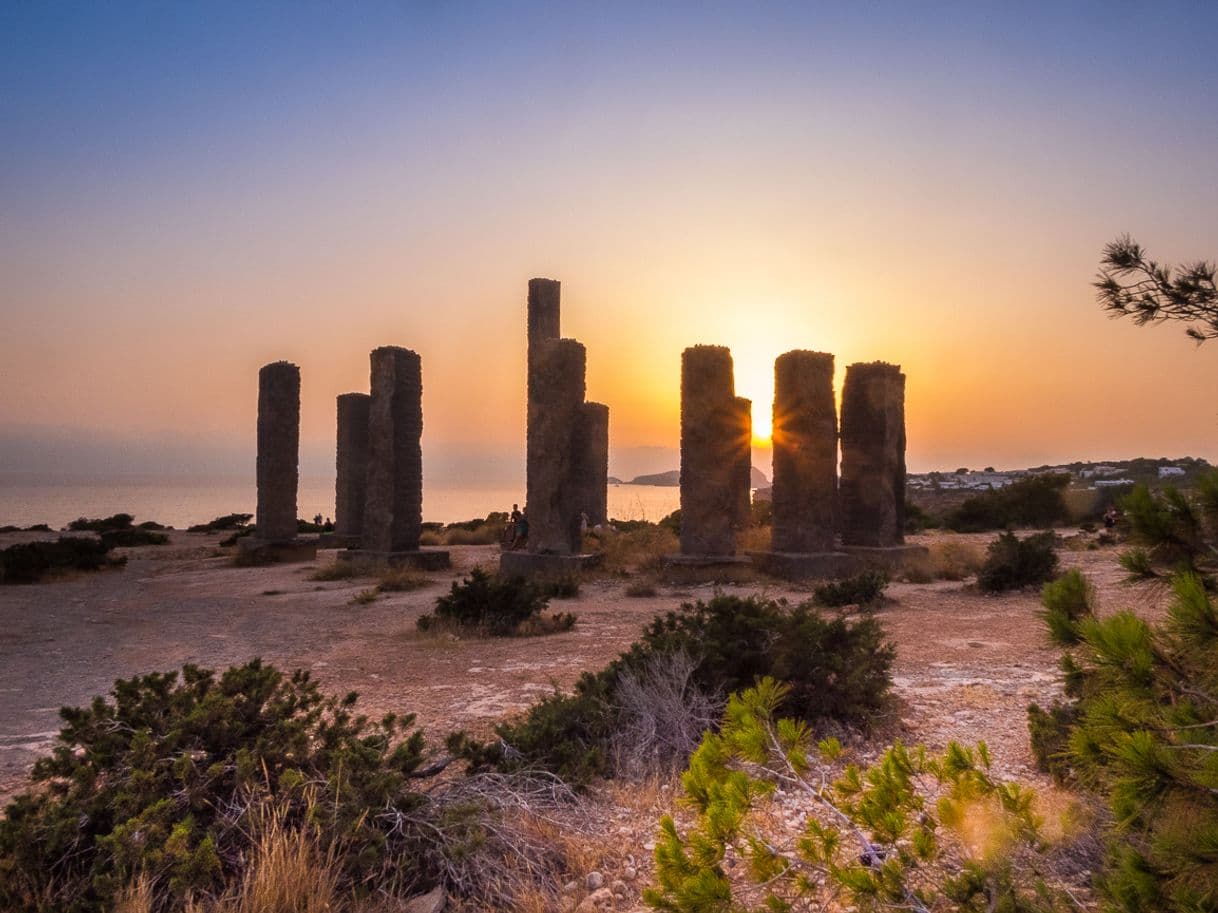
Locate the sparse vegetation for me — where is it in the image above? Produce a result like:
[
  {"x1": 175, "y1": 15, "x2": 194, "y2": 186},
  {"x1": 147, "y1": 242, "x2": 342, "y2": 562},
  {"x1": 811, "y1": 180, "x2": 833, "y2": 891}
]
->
[
  {"x1": 901, "y1": 538, "x2": 986, "y2": 583},
  {"x1": 538, "y1": 574, "x2": 581, "y2": 598},
  {"x1": 350, "y1": 587, "x2": 378, "y2": 604},
  {"x1": 813, "y1": 569, "x2": 888, "y2": 608},
  {"x1": 0, "y1": 660, "x2": 591, "y2": 913},
  {"x1": 624, "y1": 580, "x2": 659, "y2": 597},
  {"x1": 482, "y1": 593, "x2": 893, "y2": 783},
  {"x1": 648, "y1": 678, "x2": 1080, "y2": 913},
  {"x1": 187, "y1": 513, "x2": 253, "y2": 533},
  {"x1": 593, "y1": 523, "x2": 679, "y2": 575},
  {"x1": 0, "y1": 537, "x2": 124, "y2": 584},
  {"x1": 376, "y1": 567, "x2": 429, "y2": 592},
  {"x1": 309, "y1": 561, "x2": 360, "y2": 581},
  {"x1": 977, "y1": 531, "x2": 1059, "y2": 593},
  {"x1": 417, "y1": 568, "x2": 573, "y2": 636},
  {"x1": 944, "y1": 473, "x2": 1070, "y2": 532}
]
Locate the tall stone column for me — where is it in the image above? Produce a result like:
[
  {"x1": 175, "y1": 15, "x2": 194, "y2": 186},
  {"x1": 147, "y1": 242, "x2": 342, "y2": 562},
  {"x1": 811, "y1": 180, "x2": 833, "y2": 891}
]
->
[
  {"x1": 527, "y1": 338, "x2": 587, "y2": 554},
  {"x1": 771, "y1": 351, "x2": 837, "y2": 552},
  {"x1": 680, "y1": 346, "x2": 741, "y2": 555},
  {"x1": 839, "y1": 361, "x2": 906, "y2": 547},
  {"x1": 732, "y1": 397, "x2": 753, "y2": 530},
  {"x1": 573, "y1": 401, "x2": 609, "y2": 527},
  {"x1": 526, "y1": 278, "x2": 562, "y2": 518},
  {"x1": 255, "y1": 361, "x2": 300, "y2": 542},
  {"x1": 334, "y1": 392, "x2": 370, "y2": 543},
  {"x1": 363, "y1": 347, "x2": 423, "y2": 554}
]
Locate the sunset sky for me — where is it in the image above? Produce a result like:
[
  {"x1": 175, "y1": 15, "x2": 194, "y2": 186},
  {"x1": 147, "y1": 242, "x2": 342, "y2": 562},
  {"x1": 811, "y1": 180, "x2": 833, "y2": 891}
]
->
[{"x1": 4, "y1": 2, "x2": 1218, "y2": 483}]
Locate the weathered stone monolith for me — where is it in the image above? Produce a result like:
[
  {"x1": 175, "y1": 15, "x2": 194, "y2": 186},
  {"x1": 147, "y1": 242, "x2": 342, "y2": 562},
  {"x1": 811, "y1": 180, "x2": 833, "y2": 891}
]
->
[
  {"x1": 679, "y1": 346, "x2": 742, "y2": 556},
  {"x1": 733, "y1": 397, "x2": 753, "y2": 529},
  {"x1": 839, "y1": 361, "x2": 906, "y2": 547},
  {"x1": 255, "y1": 361, "x2": 300, "y2": 542},
  {"x1": 363, "y1": 347, "x2": 424, "y2": 554},
  {"x1": 771, "y1": 351, "x2": 837, "y2": 552},
  {"x1": 573, "y1": 401, "x2": 609, "y2": 527},
  {"x1": 527, "y1": 338, "x2": 587, "y2": 554},
  {"x1": 334, "y1": 392, "x2": 370, "y2": 544}
]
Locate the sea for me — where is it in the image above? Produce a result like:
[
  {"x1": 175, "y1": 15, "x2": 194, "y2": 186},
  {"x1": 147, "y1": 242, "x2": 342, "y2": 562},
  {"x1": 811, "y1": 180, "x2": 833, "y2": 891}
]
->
[{"x1": 0, "y1": 473, "x2": 682, "y2": 530}]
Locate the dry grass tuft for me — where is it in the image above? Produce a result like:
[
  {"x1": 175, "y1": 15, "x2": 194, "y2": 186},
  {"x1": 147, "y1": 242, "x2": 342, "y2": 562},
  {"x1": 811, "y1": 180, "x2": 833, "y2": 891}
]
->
[
  {"x1": 735, "y1": 525, "x2": 771, "y2": 553},
  {"x1": 901, "y1": 538, "x2": 986, "y2": 582},
  {"x1": 310, "y1": 561, "x2": 360, "y2": 581},
  {"x1": 225, "y1": 811, "x2": 342, "y2": 913},
  {"x1": 350, "y1": 588, "x2": 379, "y2": 605},
  {"x1": 114, "y1": 874, "x2": 155, "y2": 913},
  {"x1": 377, "y1": 568, "x2": 430, "y2": 592},
  {"x1": 595, "y1": 525, "x2": 679, "y2": 574}
]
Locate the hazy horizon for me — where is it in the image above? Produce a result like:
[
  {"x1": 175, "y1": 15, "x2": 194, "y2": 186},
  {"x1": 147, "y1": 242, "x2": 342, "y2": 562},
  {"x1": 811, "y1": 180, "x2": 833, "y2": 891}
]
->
[{"x1": 4, "y1": 2, "x2": 1218, "y2": 476}]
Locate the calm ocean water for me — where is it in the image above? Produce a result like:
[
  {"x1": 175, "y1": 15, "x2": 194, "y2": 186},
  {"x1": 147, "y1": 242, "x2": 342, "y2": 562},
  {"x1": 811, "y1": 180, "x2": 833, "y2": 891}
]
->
[{"x1": 0, "y1": 473, "x2": 681, "y2": 529}]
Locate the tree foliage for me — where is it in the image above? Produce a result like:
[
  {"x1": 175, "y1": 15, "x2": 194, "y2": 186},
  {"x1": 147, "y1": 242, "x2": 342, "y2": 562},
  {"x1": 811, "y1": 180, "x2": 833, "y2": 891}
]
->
[
  {"x1": 1026, "y1": 571, "x2": 1218, "y2": 911},
  {"x1": 1095, "y1": 235, "x2": 1218, "y2": 342},
  {"x1": 647, "y1": 679, "x2": 1078, "y2": 913}
]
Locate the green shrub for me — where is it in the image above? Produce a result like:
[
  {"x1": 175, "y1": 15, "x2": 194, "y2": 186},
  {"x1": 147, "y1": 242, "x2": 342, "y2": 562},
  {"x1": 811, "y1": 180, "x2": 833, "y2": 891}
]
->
[
  {"x1": 0, "y1": 537, "x2": 121, "y2": 584},
  {"x1": 903, "y1": 499, "x2": 939, "y2": 532},
  {"x1": 418, "y1": 569, "x2": 553, "y2": 636},
  {"x1": 813, "y1": 569, "x2": 888, "y2": 608},
  {"x1": 1121, "y1": 483, "x2": 1206, "y2": 571},
  {"x1": 68, "y1": 513, "x2": 134, "y2": 532},
  {"x1": 977, "y1": 531, "x2": 1059, "y2": 592},
  {"x1": 944, "y1": 473, "x2": 1070, "y2": 532},
  {"x1": 99, "y1": 528, "x2": 169, "y2": 548},
  {"x1": 0, "y1": 661, "x2": 441, "y2": 913},
  {"x1": 1040, "y1": 568, "x2": 1095, "y2": 646},
  {"x1": 1118, "y1": 547, "x2": 1158, "y2": 581},
  {"x1": 488, "y1": 594, "x2": 893, "y2": 783},
  {"x1": 187, "y1": 513, "x2": 253, "y2": 533}
]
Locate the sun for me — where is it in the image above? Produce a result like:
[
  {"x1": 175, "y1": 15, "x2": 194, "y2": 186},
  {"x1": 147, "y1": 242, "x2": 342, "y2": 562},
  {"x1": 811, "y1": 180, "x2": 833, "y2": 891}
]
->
[{"x1": 751, "y1": 410, "x2": 772, "y2": 446}]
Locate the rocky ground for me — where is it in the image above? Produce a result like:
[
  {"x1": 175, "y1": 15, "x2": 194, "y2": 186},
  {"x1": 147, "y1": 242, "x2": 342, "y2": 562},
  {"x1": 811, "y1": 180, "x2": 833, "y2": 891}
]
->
[{"x1": 0, "y1": 528, "x2": 1161, "y2": 910}]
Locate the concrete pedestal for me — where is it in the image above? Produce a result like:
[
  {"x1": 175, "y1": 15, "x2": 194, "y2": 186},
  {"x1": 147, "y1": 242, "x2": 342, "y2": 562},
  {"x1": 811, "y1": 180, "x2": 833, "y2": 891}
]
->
[
  {"x1": 749, "y1": 550, "x2": 857, "y2": 580},
  {"x1": 338, "y1": 548, "x2": 451, "y2": 571},
  {"x1": 499, "y1": 551, "x2": 601, "y2": 579}
]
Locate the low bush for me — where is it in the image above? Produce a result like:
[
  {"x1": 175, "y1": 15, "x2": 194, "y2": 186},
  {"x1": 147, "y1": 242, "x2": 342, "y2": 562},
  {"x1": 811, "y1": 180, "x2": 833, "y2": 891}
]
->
[
  {"x1": 0, "y1": 661, "x2": 439, "y2": 912},
  {"x1": 813, "y1": 569, "x2": 888, "y2": 608},
  {"x1": 417, "y1": 569, "x2": 568, "y2": 636},
  {"x1": 903, "y1": 498, "x2": 939, "y2": 532},
  {"x1": 2, "y1": 661, "x2": 590, "y2": 913},
  {"x1": 68, "y1": 513, "x2": 134, "y2": 532},
  {"x1": 624, "y1": 580, "x2": 659, "y2": 597},
  {"x1": 350, "y1": 588, "x2": 378, "y2": 605},
  {"x1": 944, "y1": 472, "x2": 1070, "y2": 532},
  {"x1": 0, "y1": 537, "x2": 122, "y2": 584},
  {"x1": 99, "y1": 528, "x2": 169, "y2": 548},
  {"x1": 485, "y1": 593, "x2": 893, "y2": 783},
  {"x1": 977, "y1": 531, "x2": 1059, "y2": 592},
  {"x1": 188, "y1": 513, "x2": 253, "y2": 533},
  {"x1": 1027, "y1": 699, "x2": 1081, "y2": 785}
]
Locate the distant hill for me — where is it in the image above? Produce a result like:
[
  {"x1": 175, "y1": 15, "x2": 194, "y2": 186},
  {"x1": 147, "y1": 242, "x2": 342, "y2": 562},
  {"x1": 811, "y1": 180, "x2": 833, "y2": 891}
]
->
[
  {"x1": 607, "y1": 476, "x2": 623, "y2": 485},
  {"x1": 627, "y1": 467, "x2": 770, "y2": 488}
]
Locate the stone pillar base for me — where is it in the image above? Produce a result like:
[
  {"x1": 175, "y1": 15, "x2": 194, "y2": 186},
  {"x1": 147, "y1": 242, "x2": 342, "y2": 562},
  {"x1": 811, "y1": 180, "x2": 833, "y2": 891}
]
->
[
  {"x1": 748, "y1": 551, "x2": 858, "y2": 580},
  {"x1": 338, "y1": 549, "x2": 451, "y2": 571},
  {"x1": 660, "y1": 553, "x2": 754, "y2": 585},
  {"x1": 237, "y1": 537, "x2": 319, "y2": 564},
  {"x1": 316, "y1": 533, "x2": 360, "y2": 549},
  {"x1": 840, "y1": 544, "x2": 929, "y2": 572},
  {"x1": 499, "y1": 551, "x2": 601, "y2": 579}
]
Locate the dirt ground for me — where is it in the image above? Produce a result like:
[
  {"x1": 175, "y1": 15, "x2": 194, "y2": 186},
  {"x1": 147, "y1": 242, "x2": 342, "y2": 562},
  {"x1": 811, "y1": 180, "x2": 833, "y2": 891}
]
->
[{"x1": 0, "y1": 528, "x2": 1163, "y2": 906}]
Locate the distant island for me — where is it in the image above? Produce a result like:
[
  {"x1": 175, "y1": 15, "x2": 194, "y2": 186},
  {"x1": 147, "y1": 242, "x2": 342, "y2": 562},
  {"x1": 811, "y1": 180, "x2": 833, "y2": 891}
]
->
[{"x1": 627, "y1": 467, "x2": 769, "y2": 487}]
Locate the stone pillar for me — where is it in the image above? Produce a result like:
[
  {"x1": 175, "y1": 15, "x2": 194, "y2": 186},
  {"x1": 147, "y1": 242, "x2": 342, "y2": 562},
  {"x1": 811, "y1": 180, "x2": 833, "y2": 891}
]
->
[
  {"x1": 732, "y1": 397, "x2": 752, "y2": 529},
  {"x1": 839, "y1": 361, "x2": 906, "y2": 547},
  {"x1": 771, "y1": 351, "x2": 837, "y2": 552},
  {"x1": 255, "y1": 361, "x2": 300, "y2": 542},
  {"x1": 526, "y1": 278, "x2": 562, "y2": 517},
  {"x1": 527, "y1": 338, "x2": 587, "y2": 554},
  {"x1": 679, "y1": 346, "x2": 740, "y2": 556},
  {"x1": 573, "y1": 401, "x2": 609, "y2": 527},
  {"x1": 363, "y1": 347, "x2": 423, "y2": 554},
  {"x1": 334, "y1": 392, "x2": 370, "y2": 542}
]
